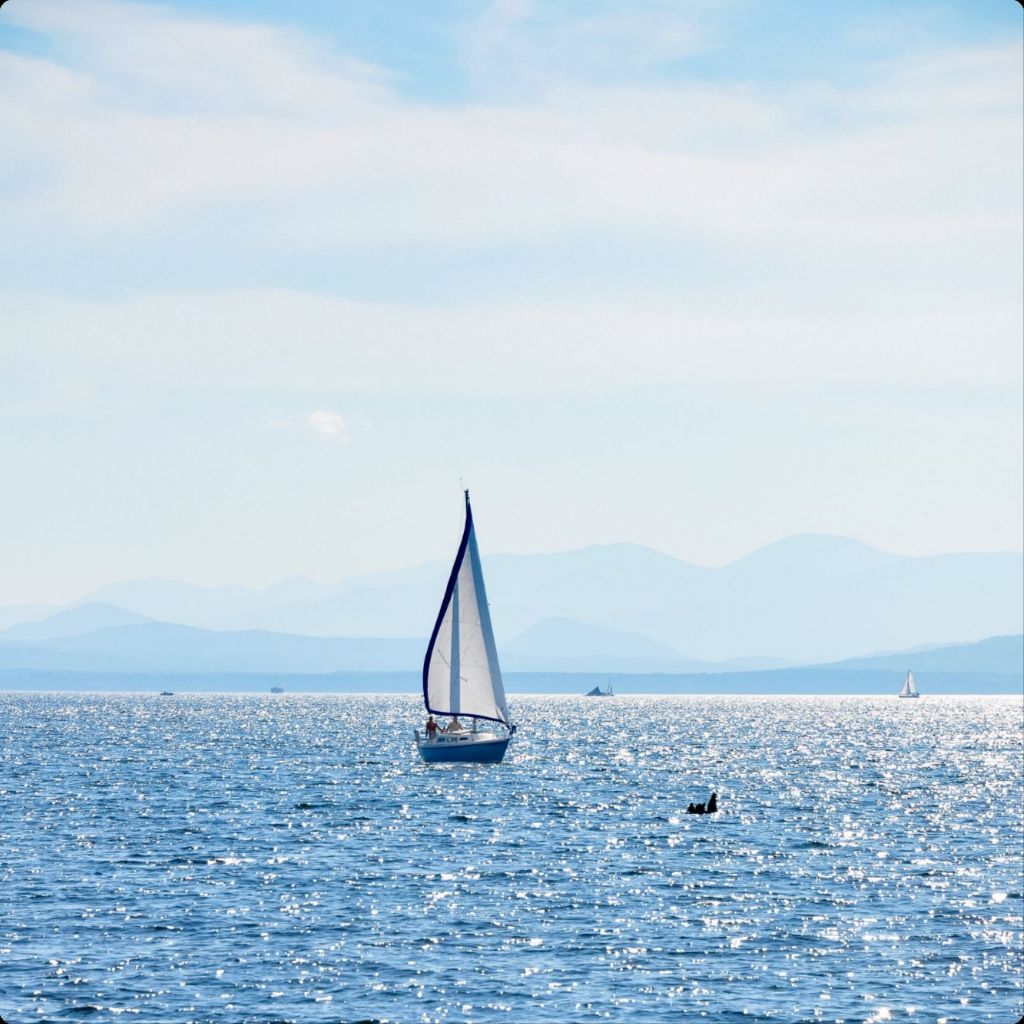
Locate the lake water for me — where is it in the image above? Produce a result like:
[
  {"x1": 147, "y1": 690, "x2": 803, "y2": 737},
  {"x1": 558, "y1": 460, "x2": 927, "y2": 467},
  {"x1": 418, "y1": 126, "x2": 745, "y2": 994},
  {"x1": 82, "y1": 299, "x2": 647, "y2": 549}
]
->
[{"x1": 1, "y1": 693, "x2": 1021, "y2": 1023}]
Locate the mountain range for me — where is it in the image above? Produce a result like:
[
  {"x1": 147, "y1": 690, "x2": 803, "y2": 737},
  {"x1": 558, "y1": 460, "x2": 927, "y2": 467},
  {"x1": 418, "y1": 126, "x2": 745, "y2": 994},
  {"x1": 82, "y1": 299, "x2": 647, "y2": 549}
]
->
[
  {"x1": 0, "y1": 620, "x2": 1019, "y2": 679},
  {"x1": 0, "y1": 535, "x2": 1020, "y2": 674}
]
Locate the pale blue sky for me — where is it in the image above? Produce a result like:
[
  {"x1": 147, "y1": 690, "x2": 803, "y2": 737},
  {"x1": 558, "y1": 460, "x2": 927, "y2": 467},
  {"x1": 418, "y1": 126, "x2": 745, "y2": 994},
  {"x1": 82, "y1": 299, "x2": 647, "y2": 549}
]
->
[{"x1": 0, "y1": 0, "x2": 1021, "y2": 604}]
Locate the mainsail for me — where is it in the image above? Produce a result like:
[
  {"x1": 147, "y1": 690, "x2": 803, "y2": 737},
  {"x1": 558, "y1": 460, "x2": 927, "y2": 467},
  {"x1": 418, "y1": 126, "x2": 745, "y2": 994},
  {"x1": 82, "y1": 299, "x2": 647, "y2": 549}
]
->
[
  {"x1": 899, "y1": 671, "x2": 918, "y2": 697},
  {"x1": 423, "y1": 492, "x2": 510, "y2": 727}
]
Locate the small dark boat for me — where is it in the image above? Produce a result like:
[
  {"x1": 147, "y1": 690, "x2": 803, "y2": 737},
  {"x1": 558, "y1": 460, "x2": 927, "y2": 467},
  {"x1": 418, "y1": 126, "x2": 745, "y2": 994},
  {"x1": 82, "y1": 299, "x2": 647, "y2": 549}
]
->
[
  {"x1": 159, "y1": 691, "x2": 174, "y2": 696},
  {"x1": 585, "y1": 682, "x2": 614, "y2": 697},
  {"x1": 270, "y1": 686, "x2": 284, "y2": 694}
]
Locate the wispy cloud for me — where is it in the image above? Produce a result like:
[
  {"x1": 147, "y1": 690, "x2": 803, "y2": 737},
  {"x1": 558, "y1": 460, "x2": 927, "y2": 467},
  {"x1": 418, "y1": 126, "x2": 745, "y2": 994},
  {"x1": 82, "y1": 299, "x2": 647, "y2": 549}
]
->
[
  {"x1": 305, "y1": 409, "x2": 350, "y2": 441},
  {"x1": 0, "y1": 0, "x2": 1019, "y2": 599},
  {"x1": 459, "y1": 0, "x2": 713, "y2": 95},
  {"x1": 0, "y1": 1, "x2": 1019, "y2": 404},
  {"x1": 1, "y1": 0, "x2": 1018, "y2": 256},
  {"x1": 3, "y1": 289, "x2": 1019, "y2": 403}
]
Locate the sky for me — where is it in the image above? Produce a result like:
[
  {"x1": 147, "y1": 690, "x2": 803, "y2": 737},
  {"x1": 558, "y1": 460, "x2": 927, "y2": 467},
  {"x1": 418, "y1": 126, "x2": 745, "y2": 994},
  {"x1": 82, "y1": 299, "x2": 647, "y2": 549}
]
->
[{"x1": 0, "y1": 0, "x2": 1021, "y2": 605}]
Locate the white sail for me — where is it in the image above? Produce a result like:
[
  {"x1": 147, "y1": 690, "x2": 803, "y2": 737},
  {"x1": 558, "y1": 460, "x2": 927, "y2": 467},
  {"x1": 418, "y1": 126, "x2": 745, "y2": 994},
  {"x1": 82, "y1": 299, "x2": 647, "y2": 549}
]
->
[
  {"x1": 899, "y1": 670, "x2": 918, "y2": 697},
  {"x1": 423, "y1": 493, "x2": 510, "y2": 727}
]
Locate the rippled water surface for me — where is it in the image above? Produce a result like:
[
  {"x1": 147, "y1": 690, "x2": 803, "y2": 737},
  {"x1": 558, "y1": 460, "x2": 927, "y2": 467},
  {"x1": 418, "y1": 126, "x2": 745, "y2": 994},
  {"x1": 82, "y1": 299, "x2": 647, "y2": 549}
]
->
[{"x1": 1, "y1": 693, "x2": 1021, "y2": 1023}]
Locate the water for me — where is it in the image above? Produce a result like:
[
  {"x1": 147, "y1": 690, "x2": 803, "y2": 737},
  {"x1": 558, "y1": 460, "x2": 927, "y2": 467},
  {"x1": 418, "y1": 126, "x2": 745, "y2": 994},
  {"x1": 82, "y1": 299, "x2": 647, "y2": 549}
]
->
[{"x1": 1, "y1": 693, "x2": 1021, "y2": 1024}]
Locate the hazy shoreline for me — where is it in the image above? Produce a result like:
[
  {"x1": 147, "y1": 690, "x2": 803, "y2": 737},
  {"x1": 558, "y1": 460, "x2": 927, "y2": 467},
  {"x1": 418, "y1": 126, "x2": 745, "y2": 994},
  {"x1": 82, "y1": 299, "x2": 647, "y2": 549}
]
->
[{"x1": 2, "y1": 668, "x2": 1019, "y2": 695}]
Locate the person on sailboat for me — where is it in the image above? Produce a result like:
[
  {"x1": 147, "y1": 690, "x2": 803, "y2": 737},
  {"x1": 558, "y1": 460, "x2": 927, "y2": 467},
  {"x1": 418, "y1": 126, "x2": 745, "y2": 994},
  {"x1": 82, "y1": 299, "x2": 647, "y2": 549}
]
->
[
  {"x1": 446, "y1": 716, "x2": 465, "y2": 733},
  {"x1": 425, "y1": 716, "x2": 438, "y2": 739}
]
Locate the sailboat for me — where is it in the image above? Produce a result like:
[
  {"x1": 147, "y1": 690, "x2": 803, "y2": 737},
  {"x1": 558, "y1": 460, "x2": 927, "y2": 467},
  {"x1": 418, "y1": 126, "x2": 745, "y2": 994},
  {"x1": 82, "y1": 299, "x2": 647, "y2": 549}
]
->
[
  {"x1": 898, "y1": 670, "x2": 920, "y2": 698},
  {"x1": 414, "y1": 491, "x2": 515, "y2": 764}
]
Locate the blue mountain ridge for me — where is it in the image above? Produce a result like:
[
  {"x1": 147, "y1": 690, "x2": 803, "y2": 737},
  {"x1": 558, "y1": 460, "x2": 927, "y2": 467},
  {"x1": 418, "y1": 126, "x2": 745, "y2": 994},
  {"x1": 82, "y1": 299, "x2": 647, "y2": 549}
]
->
[
  {"x1": 0, "y1": 618, "x2": 1019, "y2": 684},
  {"x1": 0, "y1": 535, "x2": 1020, "y2": 667}
]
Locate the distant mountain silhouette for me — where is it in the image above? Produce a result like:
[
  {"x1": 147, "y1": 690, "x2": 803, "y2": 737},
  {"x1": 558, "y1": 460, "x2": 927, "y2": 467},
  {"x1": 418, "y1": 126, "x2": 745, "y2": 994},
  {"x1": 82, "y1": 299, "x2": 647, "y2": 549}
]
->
[
  {"x1": 504, "y1": 617, "x2": 679, "y2": 659},
  {"x1": 0, "y1": 535, "x2": 1020, "y2": 664},
  {"x1": 0, "y1": 623, "x2": 422, "y2": 673},
  {"x1": 0, "y1": 602, "x2": 152, "y2": 641},
  {"x1": 81, "y1": 577, "x2": 321, "y2": 627},
  {"x1": 824, "y1": 633, "x2": 1023, "y2": 676},
  {"x1": 0, "y1": 620, "x2": 1018, "y2": 681},
  {"x1": 500, "y1": 616, "x2": 792, "y2": 672},
  {"x1": 0, "y1": 602, "x2": 58, "y2": 631}
]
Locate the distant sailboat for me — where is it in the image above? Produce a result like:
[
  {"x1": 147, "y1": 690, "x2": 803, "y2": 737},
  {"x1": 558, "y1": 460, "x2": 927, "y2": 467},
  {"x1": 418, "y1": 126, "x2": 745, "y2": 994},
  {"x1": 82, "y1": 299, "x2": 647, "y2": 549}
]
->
[
  {"x1": 415, "y1": 491, "x2": 515, "y2": 764},
  {"x1": 270, "y1": 686, "x2": 284, "y2": 694},
  {"x1": 898, "y1": 670, "x2": 920, "y2": 698},
  {"x1": 585, "y1": 681, "x2": 614, "y2": 697}
]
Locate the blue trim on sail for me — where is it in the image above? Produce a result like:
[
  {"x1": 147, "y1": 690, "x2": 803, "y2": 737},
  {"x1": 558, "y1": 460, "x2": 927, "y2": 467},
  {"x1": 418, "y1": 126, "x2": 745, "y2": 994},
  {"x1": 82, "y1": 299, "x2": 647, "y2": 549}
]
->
[{"x1": 421, "y1": 492, "x2": 509, "y2": 727}]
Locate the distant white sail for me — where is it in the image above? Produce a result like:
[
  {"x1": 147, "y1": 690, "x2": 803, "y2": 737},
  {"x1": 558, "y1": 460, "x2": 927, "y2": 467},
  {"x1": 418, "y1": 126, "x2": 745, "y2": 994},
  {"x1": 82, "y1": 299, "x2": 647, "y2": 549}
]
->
[
  {"x1": 423, "y1": 493, "x2": 510, "y2": 727},
  {"x1": 898, "y1": 670, "x2": 918, "y2": 697}
]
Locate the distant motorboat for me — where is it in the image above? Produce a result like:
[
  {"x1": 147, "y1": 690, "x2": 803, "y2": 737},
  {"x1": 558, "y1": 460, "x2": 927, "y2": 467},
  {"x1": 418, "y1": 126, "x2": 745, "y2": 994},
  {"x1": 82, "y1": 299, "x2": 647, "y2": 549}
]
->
[
  {"x1": 585, "y1": 682, "x2": 614, "y2": 697},
  {"x1": 159, "y1": 691, "x2": 174, "y2": 696},
  {"x1": 270, "y1": 686, "x2": 284, "y2": 694},
  {"x1": 898, "y1": 670, "x2": 920, "y2": 698},
  {"x1": 415, "y1": 491, "x2": 515, "y2": 764}
]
